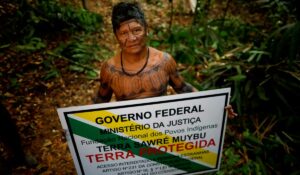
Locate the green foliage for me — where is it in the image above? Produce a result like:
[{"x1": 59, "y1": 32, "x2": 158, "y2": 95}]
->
[
  {"x1": 267, "y1": 22, "x2": 300, "y2": 63},
  {"x1": 44, "y1": 68, "x2": 60, "y2": 80},
  {"x1": 61, "y1": 39, "x2": 100, "y2": 79},
  {"x1": 0, "y1": 0, "x2": 103, "y2": 45},
  {"x1": 8, "y1": 77, "x2": 20, "y2": 89},
  {"x1": 15, "y1": 37, "x2": 46, "y2": 52},
  {"x1": 217, "y1": 116, "x2": 298, "y2": 175},
  {"x1": 216, "y1": 146, "x2": 267, "y2": 175},
  {"x1": 257, "y1": 0, "x2": 297, "y2": 26},
  {"x1": 42, "y1": 58, "x2": 60, "y2": 80},
  {"x1": 34, "y1": 0, "x2": 103, "y2": 33},
  {"x1": 149, "y1": 0, "x2": 300, "y2": 174},
  {"x1": 168, "y1": 26, "x2": 212, "y2": 64},
  {"x1": 0, "y1": 0, "x2": 105, "y2": 80},
  {"x1": 151, "y1": 0, "x2": 300, "y2": 117},
  {"x1": 197, "y1": 20, "x2": 300, "y2": 173},
  {"x1": 47, "y1": 35, "x2": 105, "y2": 79},
  {"x1": 150, "y1": 24, "x2": 222, "y2": 65},
  {"x1": 59, "y1": 37, "x2": 100, "y2": 64}
]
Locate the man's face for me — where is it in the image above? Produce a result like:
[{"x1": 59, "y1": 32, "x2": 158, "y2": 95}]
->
[{"x1": 115, "y1": 19, "x2": 147, "y2": 54}]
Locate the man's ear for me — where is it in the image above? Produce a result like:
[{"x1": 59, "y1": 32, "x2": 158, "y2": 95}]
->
[{"x1": 145, "y1": 28, "x2": 149, "y2": 36}]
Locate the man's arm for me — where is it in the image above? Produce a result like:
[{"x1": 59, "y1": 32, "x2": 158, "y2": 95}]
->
[
  {"x1": 169, "y1": 73, "x2": 198, "y2": 93},
  {"x1": 94, "y1": 62, "x2": 113, "y2": 103},
  {"x1": 165, "y1": 53, "x2": 198, "y2": 93},
  {"x1": 94, "y1": 82, "x2": 113, "y2": 103},
  {"x1": 164, "y1": 54, "x2": 237, "y2": 118}
]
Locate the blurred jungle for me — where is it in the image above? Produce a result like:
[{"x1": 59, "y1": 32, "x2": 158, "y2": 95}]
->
[{"x1": 0, "y1": 0, "x2": 299, "y2": 174}]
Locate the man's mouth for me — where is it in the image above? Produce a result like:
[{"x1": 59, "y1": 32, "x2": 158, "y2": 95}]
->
[{"x1": 127, "y1": 44, "x2": 139, "y2": 48}]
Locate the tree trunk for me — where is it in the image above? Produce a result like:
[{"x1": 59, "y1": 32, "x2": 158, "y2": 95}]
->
[{"x1": 82, "y1": 0, "x2": 88, "y2": 10}]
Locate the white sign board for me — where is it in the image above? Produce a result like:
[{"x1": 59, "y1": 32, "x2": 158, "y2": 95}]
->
[{"x1": 57, "y1": 88, "x2": 231, "y2": 175}]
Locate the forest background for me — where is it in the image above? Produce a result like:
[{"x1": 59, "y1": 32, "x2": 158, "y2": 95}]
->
[{"x1": 0, "y1": 0, "x2": 299, "y2": 174}]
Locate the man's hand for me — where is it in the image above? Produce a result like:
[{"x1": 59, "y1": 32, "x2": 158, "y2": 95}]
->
[{"x1": 225, "y1": 105, "x2": 238, "y2": 119}]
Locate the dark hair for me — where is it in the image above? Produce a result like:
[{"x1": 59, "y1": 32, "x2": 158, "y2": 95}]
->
[{"x1": 111, "y1": 2, "x2": 147, "y2": 33}]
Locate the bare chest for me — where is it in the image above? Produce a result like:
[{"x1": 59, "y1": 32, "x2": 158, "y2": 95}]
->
[{"x1": 109, "y1": 65, "x2": 169, "y2": 100}]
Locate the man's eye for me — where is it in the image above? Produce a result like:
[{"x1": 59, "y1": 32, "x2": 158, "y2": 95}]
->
[
  {"x1": 133, "y1": 28, "x2": 143, "y2": 35},
  {"x1": 120, "y1": 32, "x2": 127, "y2": 35}
]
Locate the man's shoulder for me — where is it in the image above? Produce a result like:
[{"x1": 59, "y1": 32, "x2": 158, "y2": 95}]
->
[
  {"x1": 100, "y1": 55, "x2": 122, "y2": 76},
  {"x1": 150, "y1": 47, "x2": 169, "y2": 56},
  {"x1": 149, "y1": 47, "x2": 173, "y2": 63},
  {"x1": 106, "y1": 54, "x2": 120, "y2": 66},
  {"x1": 102, "y1": 54, "x2": 121, "y2": 68}
]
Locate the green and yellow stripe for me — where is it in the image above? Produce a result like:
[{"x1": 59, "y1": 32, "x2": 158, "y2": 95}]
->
[{"x1": 68, "y1": 110, "x2": 218, "y2": 173}]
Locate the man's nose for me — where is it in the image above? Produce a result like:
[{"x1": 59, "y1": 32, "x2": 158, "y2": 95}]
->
[{"x1": 127, "y1": 32, "x2": 137, "y2": 40}]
